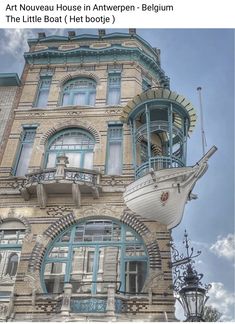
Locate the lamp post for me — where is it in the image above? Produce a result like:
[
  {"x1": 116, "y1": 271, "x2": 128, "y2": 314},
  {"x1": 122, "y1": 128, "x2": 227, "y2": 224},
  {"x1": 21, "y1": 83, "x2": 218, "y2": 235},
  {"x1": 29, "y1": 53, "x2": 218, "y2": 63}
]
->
[
  {"x1": 177, "y1": 263, "x2": 209, "y2": 321},
  {"x1": 171, "y1": 231, "x2": 211, "y2": 322}
]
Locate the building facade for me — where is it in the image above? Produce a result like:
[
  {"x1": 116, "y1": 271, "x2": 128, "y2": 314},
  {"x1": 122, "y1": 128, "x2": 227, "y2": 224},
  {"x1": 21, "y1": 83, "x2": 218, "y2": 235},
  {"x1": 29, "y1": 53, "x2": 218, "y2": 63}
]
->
[{"x1": 0, "y1": 30, "x2": 215, "y2": 321}]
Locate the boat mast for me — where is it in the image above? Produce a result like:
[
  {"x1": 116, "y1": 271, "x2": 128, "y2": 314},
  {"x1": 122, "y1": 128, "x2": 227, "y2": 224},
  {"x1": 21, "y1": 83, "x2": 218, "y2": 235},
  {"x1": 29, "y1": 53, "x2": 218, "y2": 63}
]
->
[{"x1": 197, "y1": 86, "x2": 207, "y2": 155}]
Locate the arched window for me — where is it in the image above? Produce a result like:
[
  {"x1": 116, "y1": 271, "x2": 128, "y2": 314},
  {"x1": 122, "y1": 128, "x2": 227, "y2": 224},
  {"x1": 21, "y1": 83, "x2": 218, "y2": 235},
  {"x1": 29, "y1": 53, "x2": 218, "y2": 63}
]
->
[
  {"x1": 61, "y1": 78, "x2": 96, "y2": 106},
  {"x1": 42, "y1": 219, "x2": 148, "y2": 294},
  {"x1": 5, "y1": 253, "x2": 19, "y2": 277},
  {"x1": 0, "y1": 220, "x2": 25, "y2": 245},
  {"x1": 45, "y1": 129, "x2": 95, "y2": 169},
  {"x1": 0, "y1": 220, "x2": 25, "y2": 279}
]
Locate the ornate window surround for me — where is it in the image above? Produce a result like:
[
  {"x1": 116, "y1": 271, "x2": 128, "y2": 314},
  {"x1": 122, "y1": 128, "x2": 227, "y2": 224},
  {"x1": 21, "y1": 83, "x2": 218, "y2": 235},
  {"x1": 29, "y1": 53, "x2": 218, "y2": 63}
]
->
[{"x1": 41, "y1": 218, "x2": 148, "y2": 295}]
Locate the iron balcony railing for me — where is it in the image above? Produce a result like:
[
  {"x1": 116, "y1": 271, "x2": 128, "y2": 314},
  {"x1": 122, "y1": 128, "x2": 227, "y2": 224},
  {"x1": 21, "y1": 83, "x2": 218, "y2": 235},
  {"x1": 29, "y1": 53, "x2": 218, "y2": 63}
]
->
[
  {"x1": 136, "y1": 155, "x2": 185, "y2": 178},
  {"x1": 23, "y1": 167, "x2": 100, "y2": 186}
]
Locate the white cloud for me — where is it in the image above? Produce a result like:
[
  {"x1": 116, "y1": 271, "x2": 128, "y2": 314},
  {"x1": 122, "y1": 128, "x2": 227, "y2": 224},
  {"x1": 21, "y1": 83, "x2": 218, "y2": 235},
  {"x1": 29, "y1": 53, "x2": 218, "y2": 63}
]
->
[
  {"x1": 210, "y1": 233, "x2": 235, "y2": 261},
  {"x1": 0, "y1": 29, "x2": 34, "y2": 57},
  {"x1": 0, "y1": 29, "x2": 67, "y2": 58},
  {"x1": 207, "y1": 282, "x2": 235, "y2": 321}
]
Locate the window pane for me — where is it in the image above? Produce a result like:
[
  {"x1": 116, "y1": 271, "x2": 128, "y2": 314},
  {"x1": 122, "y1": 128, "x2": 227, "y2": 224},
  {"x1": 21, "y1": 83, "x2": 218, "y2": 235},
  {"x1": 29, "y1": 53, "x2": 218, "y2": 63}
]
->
[
  {"x1": 5, "y1": 253, "x2": 19, "y2": 277},
  {"x1": 47, "y1": 152, "x2": 57, "y2": 168},
  {"x1": 44, "y1": 263, "x2": 66, "y2": 293},
  {"x1": 107, "y1": 88, "x2": 120, "y2": 105},
  {"x1": 49, "y1": 247, "x2": 68, "y2": 258},
  {"x1": 74, "y1": 92, "x2": 87, "y2": 106},
  {"x1": 15, "y1": 128, "x2": 36, "y2": 176},
  {"x1": 107, "y1": 74, "x2": 121, "y2": 105},
  {"x1": 15, "y1": 143, "x2": 33, "y2": 176},
  {"x1": 125, "y1": 261, "x2": 147, "y2": 293},
  {"x1": 37, "y1": 89, "x2": 49, "y2": 108},
  {"x1": 62, "y1": 93, "x2": 70, "y2": 106},
  {"x1": 36, "y1": 77, "x2": 51, "y2": 108},
  {"x1": 107, "y1": 142, "x2": 122, "y2": 175},
  {"x1": 89, "y1": 92, "x2": 96, "y2": 106},
  {"x1": 87, "y1": 251, "x2": 94, "y2": 272},
  {"x1": 66, "y1": 152, "x2": 81, "y2": 168},
  {"x1": 84, "y1": 152, "x2": 93, "y2": 169}
]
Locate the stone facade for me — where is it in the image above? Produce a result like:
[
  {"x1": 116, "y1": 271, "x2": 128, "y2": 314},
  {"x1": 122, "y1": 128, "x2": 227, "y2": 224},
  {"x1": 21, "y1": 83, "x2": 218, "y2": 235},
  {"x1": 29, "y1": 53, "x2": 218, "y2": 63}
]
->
[{"x1": 0, "y1": 30, "x2": 176, "y2": 321}]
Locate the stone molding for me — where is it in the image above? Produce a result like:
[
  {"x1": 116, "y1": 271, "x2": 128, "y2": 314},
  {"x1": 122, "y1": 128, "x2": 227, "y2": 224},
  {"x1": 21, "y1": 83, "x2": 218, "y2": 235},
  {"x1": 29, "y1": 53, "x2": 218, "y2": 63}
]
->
[
  {"x1": 40, "y1": 119, "x2": 101, "y2": 145},
  {"x1": 58, "y1": 72, "x2": 101, "y2": 87},
  {"x1": 0, "y1": 209, "x2": 31, "y2": 235},
  {"x1": 28, "y1": 208, "x2": 163, "y2": 291}
]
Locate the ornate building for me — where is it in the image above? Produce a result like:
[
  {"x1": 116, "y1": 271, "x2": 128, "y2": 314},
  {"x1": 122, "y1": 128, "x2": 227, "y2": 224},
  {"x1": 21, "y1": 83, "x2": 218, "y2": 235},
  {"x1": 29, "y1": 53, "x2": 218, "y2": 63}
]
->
[{"x1": 0, "y1": 29, "x2": 216, "y2": 321}]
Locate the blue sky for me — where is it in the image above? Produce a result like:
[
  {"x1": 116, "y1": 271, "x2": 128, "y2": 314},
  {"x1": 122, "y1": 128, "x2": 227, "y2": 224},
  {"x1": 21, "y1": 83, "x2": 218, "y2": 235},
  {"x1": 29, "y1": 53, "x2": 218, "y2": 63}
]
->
[{"x1": 0, "y1": 28, "x2": 234, "y2": 321}]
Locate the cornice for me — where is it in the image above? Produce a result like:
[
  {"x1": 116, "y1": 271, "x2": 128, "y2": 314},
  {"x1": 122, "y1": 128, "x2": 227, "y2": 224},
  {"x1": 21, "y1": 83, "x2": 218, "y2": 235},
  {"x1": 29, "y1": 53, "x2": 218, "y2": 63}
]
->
[{"x1": 24, "y1": 44, "x2": 168, "y2": 84}]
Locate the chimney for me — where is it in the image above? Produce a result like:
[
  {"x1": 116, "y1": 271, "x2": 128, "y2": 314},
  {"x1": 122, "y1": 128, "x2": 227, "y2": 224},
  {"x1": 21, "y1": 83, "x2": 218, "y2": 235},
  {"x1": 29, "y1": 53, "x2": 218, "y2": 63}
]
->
[
  {"x1": 68, "y1": 31, "x2": 76, "y2": 38},
  {"x1": 98, "y1": 29, "x2": 106, "y2": 37},
  {"x1": 38, "y1": 32, "x2": 46, "y2": 39}
]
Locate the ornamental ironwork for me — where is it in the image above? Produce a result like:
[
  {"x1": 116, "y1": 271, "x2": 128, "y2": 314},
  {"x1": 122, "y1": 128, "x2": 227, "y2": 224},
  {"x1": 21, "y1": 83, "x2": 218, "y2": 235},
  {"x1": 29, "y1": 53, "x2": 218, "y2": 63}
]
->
[
  {"x1": 170, "y1": 230, "x2": 211, "y2": 292},
  {"x1": 70, "y1": 298, "x2": 107, "y2": 313}
]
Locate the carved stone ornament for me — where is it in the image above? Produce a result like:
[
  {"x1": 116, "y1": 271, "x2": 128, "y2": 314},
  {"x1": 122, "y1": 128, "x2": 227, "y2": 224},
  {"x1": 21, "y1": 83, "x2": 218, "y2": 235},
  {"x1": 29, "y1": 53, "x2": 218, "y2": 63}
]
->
[
  {"x1": 24, "y1": 273, "x2": 41, "y2": 291},
  {"x1": 0, "y1": 303, "x2": 8, "y2": 318},
  {"x1": 0, "y1": 274, "x2": 15, "y2": 284}
]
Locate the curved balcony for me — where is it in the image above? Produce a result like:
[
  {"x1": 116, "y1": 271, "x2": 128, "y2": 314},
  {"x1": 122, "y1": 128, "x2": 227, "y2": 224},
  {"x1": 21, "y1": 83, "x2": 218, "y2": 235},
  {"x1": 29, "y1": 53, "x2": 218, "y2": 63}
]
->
[
  {"x1": 19, "y1": 155, "x2": 101, "y2": 208},
  {"x1": 136, "y1": 155, "x2": 184, "y2": 178}
]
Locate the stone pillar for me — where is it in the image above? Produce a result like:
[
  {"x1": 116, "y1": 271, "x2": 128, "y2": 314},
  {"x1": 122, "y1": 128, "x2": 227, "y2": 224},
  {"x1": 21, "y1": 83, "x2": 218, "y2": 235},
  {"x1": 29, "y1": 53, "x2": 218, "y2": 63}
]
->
[
  {"x1": 72, "y1": 183, "x2": 81, "y2": 208},
  {"x1": 55, "y1": 154, "x2": 69, "y2": 180},
  {"x1": 60, "y1": 283, "x2": 72, "y2": 316},
  {"x1": 37, "y1": 183, "x2": 47, "y2": 208},
  {"x1": 106, "y1": 284, "x2": 116, "y2": 317}
]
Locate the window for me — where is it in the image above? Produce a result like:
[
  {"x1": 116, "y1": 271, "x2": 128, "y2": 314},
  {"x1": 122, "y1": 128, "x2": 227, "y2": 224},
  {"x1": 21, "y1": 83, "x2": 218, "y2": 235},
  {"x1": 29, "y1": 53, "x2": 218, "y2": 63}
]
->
[
  {"x1": 142, "y1": 77, "x2": 152, "y2": 91},
  {"x1": 125, "y1": 261, "x2": 147, "y2": 293},
  {"x1": 35, "y1": 76, "x2": 52, "y2": 108},
  {"x1": 106, "y1": 125, "x2": 123, "y2": 175},
  {"x1": 14, "y1": 127, "x2": 36, "y2": 176},
  {"x1": 5, "y1": 253, "x2": 18, "y2": 277},
  {"x1": 45, "y1": 128, "x2": 95, "y2": 169},
  {"x1": 61, "y1": 78, "x2": 96, "y2": 106},
  {"x1": 86, "y1": 251, "x2": 95, "y2": 273},
  {"x1": 42, "y1": 219, "x2": 148, "y2": 294},
  {"x1": 140, "y1": 141, "x2": 148, "y2": 163},
  {"x1": 107, "y1": 73, "x2": 121, "y2": 105},
  {"x1": 0, "y1": 220, "x2": 25, "y2": 280}
]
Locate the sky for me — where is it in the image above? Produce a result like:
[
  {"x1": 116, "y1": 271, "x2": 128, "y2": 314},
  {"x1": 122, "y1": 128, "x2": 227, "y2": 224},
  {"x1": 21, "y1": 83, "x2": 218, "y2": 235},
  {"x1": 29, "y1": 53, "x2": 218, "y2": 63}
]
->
[{"x1": 0, "y1": 28, "x2": 234, "y2": 321}]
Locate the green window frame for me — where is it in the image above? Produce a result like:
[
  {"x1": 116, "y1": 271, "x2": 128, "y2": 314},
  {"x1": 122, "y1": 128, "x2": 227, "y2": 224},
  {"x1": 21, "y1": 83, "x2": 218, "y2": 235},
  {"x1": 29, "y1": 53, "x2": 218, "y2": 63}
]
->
[
  {"x1": 61, "y1": 78, "x2": 96, "y2": 107},
  {"x1": 44, "y1": 128, "x2": 95, "y2": 169},
  {"x1": 106, "y1": 73, "x2": 121, "y2": 105},
  {"x1": 41, "y1": 219, "x2": 148, "y2": 295},
  {"x1": 14, "y1": 127, "x2": 36, "y2": 176},
  {"x1": 106, "y1": 124, "x2": 123, "y2": 175},
  {"x1": 35, "y1": 76, "x2": 52, "y2": 108},
  {"x1": 142, "y1": 77, "x2": 152, "y2": 91}
]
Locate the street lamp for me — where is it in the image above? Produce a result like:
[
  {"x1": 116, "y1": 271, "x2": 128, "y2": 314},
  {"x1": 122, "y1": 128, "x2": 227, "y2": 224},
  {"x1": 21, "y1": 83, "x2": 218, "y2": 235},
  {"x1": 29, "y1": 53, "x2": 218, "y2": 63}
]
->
[
  {"x1": 171, "y1": 231, "x2": 211, "y2": 321},
  {"x1": 177, "y1": 263, "x2": 209, "y2": 321}
]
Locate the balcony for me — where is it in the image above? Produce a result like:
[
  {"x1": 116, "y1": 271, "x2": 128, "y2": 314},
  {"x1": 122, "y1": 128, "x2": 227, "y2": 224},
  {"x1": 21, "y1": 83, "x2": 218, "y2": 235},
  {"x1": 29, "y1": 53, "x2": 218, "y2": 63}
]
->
[
  {"x1": 136, "y1": 155, "x2": 185, "y2": 178},
  {"x1": 19, "y1": 154, "x2": 101, "y2": 208}
]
